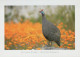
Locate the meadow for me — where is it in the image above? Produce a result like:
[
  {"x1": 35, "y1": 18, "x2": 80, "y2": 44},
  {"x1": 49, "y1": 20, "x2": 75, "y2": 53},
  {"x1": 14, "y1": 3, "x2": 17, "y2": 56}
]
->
[{"x1": 5, "y1": 20, "x2": 75, "y2": 50}]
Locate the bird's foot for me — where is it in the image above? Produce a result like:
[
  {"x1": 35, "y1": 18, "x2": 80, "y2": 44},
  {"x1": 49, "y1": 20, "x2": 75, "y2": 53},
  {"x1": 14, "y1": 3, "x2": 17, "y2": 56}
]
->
[{"x1": 42, "y1": 45, "x2": 55, "y2": 50}]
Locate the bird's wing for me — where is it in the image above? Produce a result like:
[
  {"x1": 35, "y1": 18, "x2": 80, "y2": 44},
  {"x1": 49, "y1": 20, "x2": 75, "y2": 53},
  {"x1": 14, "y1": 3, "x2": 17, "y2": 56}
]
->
[{"x1": 47, "y1": 22, "x2": 61, "y2": 37}]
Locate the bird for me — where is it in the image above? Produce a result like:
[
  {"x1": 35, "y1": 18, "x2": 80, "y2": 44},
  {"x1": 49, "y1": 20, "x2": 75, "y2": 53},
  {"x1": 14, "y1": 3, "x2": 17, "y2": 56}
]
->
[{"x1": 40, "y1": 9, "x2": 61, "y2": 47}]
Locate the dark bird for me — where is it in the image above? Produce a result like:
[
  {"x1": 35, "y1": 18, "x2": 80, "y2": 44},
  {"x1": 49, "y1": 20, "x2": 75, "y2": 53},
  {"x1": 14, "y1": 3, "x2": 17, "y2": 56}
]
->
[{"x1": 40, "y1": 9, "x2": 61, "y2": 47}]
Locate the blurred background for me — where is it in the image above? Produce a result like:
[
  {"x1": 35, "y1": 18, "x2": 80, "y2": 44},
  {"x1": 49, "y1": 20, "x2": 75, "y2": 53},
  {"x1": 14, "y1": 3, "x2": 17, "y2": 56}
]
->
[{"x1": 5, "y1": 5, "x2": 75, "y2": 31}]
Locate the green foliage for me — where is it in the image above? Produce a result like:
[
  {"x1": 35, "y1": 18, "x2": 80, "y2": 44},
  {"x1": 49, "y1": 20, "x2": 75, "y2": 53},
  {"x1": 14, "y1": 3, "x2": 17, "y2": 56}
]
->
[
  {"x1": 30, "y1": 6, "x2": 75, "y2": 31},
  {"x1": 53, "y1": 6, "x2": 75, "y2": 31}
]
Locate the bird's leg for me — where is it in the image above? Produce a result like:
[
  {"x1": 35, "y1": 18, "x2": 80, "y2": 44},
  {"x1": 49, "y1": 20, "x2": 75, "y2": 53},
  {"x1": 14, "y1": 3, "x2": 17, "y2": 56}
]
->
[
  {"x1": 47, "y1": 41, "x2": 50, "y2": 47},
  {"x1": 47, "y1": 41, "x2": 53, "y2": 50},
  {"x1": 50, "y1": 41, "x2": 52, "y2": 47},
  {"x1": 48, "y1": 41, "x2": 52, "y2": 47}
]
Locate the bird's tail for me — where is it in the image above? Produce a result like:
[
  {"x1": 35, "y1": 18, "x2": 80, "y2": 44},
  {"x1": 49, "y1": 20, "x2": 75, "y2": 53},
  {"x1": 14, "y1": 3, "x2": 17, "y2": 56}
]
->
[{"x1": 56, "y1": 41, "x2": 60, "y2": 46}]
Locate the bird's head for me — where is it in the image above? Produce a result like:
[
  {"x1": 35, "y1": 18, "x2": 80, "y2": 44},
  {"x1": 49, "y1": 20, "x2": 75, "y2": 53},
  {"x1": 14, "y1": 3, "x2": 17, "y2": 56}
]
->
[{"x1": 40, "y1": 9, "x2": 45, "y2": 15}]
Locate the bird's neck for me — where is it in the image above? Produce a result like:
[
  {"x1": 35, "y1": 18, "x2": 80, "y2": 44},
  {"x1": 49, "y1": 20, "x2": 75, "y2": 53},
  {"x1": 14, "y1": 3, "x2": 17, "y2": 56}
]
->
[
  {"x1": 42, "y1": 14, "x2": 46, "y2": 20},
  {"x1": 41, "y1": 13, "x2": 45, "y2": 16},
  {"x1": 42, "y1": 14, "x2": 48, "y2": 25}
]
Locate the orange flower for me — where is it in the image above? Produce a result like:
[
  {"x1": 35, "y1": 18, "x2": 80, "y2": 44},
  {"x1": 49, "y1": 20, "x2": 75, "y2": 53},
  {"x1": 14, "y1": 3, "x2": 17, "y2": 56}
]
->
[
  {"x1": 65, "y1": 25, "x2": 67, "y2": 27},
  {"x1": 68, "y1": 44, "x2": 72, "y2": 46},
  {"x1": 67, "y1": 47, "x2": 71, "y2": 49},
  {"x1": 60, "y1": 22, "x2": 63, "y2": 25},
  {"x1": 69, "y1": 30, "x2": 72, "y2": 34},
  {"x1": 64, "y1": 42, "x2": 68, "y2": 44},
  {"x1": 27, "y1": 47, "x2": 32, "y2": 49},
  {"x1": 8, "y1": 42, "x2": 12, "y2": 46},
  {"x1": 26, "y1": 49, "x2": 30, "y2": 50},
  {"x1": 36, "y1": 48, "x2": 41, "y2": 50}
]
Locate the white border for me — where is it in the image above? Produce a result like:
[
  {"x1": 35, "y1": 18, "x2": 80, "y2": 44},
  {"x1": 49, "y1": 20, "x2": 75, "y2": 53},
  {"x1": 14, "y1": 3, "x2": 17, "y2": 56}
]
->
[{"x1": 0, "y1": 0, "x2": 80, "y2": 57}]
